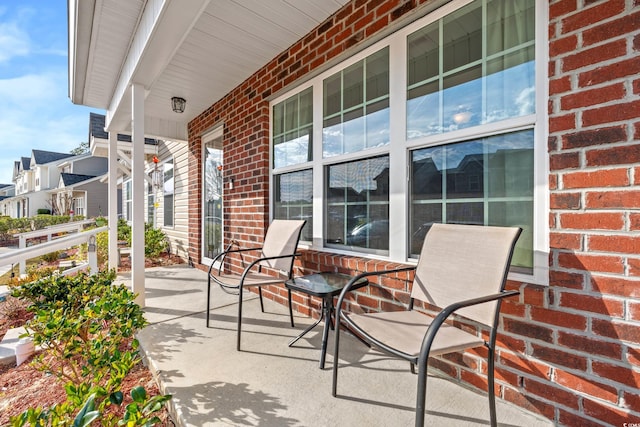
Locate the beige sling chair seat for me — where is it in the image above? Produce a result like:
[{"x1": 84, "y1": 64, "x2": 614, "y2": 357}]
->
[
  {"x1": 332, "y1": 223, "x2": 522, "y2": 427},
  {"x1": 206, "y1": 219, "x2": 306, "y2": 351}
]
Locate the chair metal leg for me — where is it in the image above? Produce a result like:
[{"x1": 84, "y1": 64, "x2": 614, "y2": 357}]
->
[
  {"x1": 488, "y1": 348, "x2": 498, "y2": 427},
  {"x1": 206, "y1": 276, "x2": 211, "y2": 328},
  {"x1": 331, "y1": 311, "x2": 342, "y2": 396},
  {"x1": 287, "y1": 289, "x2": 295, "y2": 327},
  {"x1": 415, "y1": 357, "x2": 428, "y2": 427},
  {"x1": 258, "y1": 287, "x2": 265, "y2": 312},
  {"x1": 237, "y1": 284, "x2": 244, "y2": 351}
]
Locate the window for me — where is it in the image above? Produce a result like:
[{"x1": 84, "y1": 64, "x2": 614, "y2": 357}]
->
[
  {"x1": 73, "y1": 196, "x2": 85, "y2": 217},
  {"x1": 270, "y1": 0, "x2": 545, "y2": 282},
  {"x1": 323, "y1": 47, "x2": 390, "y2": 157},
  {"x1": 163, "y1": 158, "x2": 174, "y2": 227},
  {"x1": 273, "y1": 87, "x2": 313, "y2": 168},
  {"x1": 407, "y1": 0, "x2": 535, "y2": 137},
  {"x1": 410, "y1": 130, "x2": 534, "y2": 272},
  {"x1": 147, "y1": 182, "x2": 155, "y2": 225},
  {"x1": 273, "y1": 169, "x2": 313, "y2": 242},
  {"x1": 123, "y1": 180, "x2": 132, "y2": 222}
]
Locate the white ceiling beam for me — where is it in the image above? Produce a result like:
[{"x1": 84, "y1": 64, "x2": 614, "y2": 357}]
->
[{"x1": 105, "y1": 0, "x2": 210, "y2": 133}]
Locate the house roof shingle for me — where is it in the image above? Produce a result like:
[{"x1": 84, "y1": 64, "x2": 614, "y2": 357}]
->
[
  {"x1": 60, "y1": 173, "x2": 97, "y2": 187},
  {"x1": 89, "y1": 112, "x2": 158, "y2": 145},
  {"x1": 32, "y1": 149, "x2": 75, "y2": 165}
]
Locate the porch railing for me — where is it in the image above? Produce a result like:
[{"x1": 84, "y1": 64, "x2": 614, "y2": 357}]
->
[
  {"x1": 1, "y1": 226, "x2": 107, "y2": 278},
  {"x1": 13, "y1": 219, "x2": 96, "y2": 275}
]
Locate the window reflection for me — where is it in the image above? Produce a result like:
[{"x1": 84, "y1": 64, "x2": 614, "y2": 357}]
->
[
  {"x1": 325, "y1": 156, "x2": 390, "y2": 253},
  {"x1": 323, "y1": 48, "x2": 390, "y2": 157},
  {"x1": 410, "y1": 130, "x2": 534, "y2": 272},
  {"x1": 273, "y1": 88, "x2": 313, "y2": 168},
  {"x1": 407, "y1": 0, "x2": 535, "y2": 138},
  {"x1": 274, "y1": 169, "x2": 313, "y2": 242}
]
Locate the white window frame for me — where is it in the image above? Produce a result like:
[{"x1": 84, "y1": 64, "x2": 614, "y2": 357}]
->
[{"x1": 270, "y1": 0, "x2": 548, "y2": 285}]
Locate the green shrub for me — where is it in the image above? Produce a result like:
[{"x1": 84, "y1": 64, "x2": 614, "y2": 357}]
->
[
  {"x1": 10, "y1": 270, "x2": 169, "y2": 426},
  {"x1": 144, "y1": 224, "x2": 168, "y2": 258},
  {"x1": 40, "y1": 250, "x2": 61, "y2": 263}
]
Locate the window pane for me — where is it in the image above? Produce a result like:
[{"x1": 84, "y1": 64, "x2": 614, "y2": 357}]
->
[
  {"x1": 487, "y1": 0, "x2": 535, "y2": 55},
  {"x1": 409, "y1": 129, "x2": 533, "y2": 270},
  {"x1": 442, "y1": 1, "x2": 482, "y2": 73},
  {"x1": 323, "y1": 47, "x2": 390, "y2": 157},
  {"x1": 407, "y1": 25, "x2": 439, "y2": 86},
  {"x1": 273, "y1": 87, "x2": 313, "y2": 168},
  {"x1": 274, "y1": 169, "x2": 313, "y2": 242},
  {"x1": 407, "y1": 0, "x2": 535, "y2": 139},
  {"x1": 326, "y1": 156, "x2": 390, "y2": 253}
]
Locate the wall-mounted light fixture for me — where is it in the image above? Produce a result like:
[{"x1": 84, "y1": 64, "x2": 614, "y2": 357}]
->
[
  {"x1": 151, "y1": 155, "x2": 163, "y2": 191},
  {"x1": 171, "y1": 97, "x2": 186, "y2": 113}
]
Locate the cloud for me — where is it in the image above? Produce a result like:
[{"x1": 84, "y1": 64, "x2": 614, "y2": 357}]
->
[{"x1": 0, "y1": 19, "x2": 31, "y2": 63}]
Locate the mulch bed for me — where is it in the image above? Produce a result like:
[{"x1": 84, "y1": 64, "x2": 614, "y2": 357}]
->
[{"x1": 0, "y1": 254, "x2": 183, "y2": 425}]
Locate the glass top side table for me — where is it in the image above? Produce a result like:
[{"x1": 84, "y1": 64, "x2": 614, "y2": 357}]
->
[{"x1": 285, "y1": 272, "x2": 368, "y2": 369}]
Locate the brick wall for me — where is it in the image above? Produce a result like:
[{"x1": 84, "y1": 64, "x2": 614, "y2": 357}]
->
[{"x1": 188, "y1": 0, "x2": 640, "y2": 425}]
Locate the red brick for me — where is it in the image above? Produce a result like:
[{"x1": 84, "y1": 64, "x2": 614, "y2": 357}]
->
[
  {"x1": 561, "y1": 83, "x2": 625, "y2": 110},
  {"x1": 549, "y1": 112, "x2": 576, "y2": 133},
  {"x1": 503, "y1": 318, "x2": 553, "y2": 342},
  {"x1": 563, "y1": 168, "x2": 629, "y2": 189},
  {"x1": 549, "y1": 232, "x2": 581, "y2": 250},
  {"x1": 549, "y1": 75, "x2": 572, "y2": 95},
  {"x1": 549, "y1": 270, "x2": 586, "y2": 290},
  {"x1": 593, "y1": 360, "x2": 640, "y2": 388},
  {"x1": 549, "y1": 0, "x2": 577, "y2": 20},
  {"x1": 531, "y1": 343, "x2": 587, "y2": 371},
  {"x1": 583, "y1": 11, "x2": 640, "y2": 47},
  {"x1": 498, "y1": 351, "x2": 551, "y2": 380},
  {"x1": 631, "y1": 258, "x2": 640, "y2": 277},
  {"x1": 549, "y1": 152, "x2": 580, "y2": 171},
  {"x1": 549, "y1": 34, "x2": 578, "y2": 57},
  {"x1": 555, "y1": 369, "x2": 618, "y2": 403},
  {"x1": 592, "y1": 318, "x2": 640, "y2": 342},
  {"x1": 558, "y1": 291, "x2": 624, "y2": 317},
  {"x1": 522, "y1": 284, "x2": 547, "y2": 306},
  {"x1": 557, "y1": 252, "x2": 624, "y2": 274},
  {"x1": 561, "y1": 125, "x2": 627, "y2": 149},
  {"x1": 531, "y1": 305, "x2": 587, "y2": 329},
  {"x1": 584, "y1": 400, "x2": 640, "y2": 427},
  {"x1": 558, "y1": 330, "x2": 623, "y2": 359},
  {"x1": 589, "y1": 235, "x2": 640, "y2": 254},
  {"x1": 503, "y1": 386, "x2": 556, "y2": 419},
  {"x1": 562, "y1": 39, "x2": 626, "y2": 72},
  {"x1": 559, "y1": 212, "x2": 624, "y2": 230},
  {"x1": 557, "y1": 410, "x2": 604, "y2": 427},
  {"x1": 560, "y1": 0, "x2": 625, "y2": 34},
  {"x1": 586, "y1": 190, "x2": 640, "y2": 209},
  {"x1": 583, "y1": 101, "x2": 640, "y2": 127},
  {"x1": 591, "y1": 275, "x2": 640, "y2": 298}
]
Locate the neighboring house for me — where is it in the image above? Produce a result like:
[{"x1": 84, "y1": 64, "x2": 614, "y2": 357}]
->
[
  {"x1": 3, "y1": 147, "x2": 109, "y2": 218},
  {"x1": 69, "y1": 1, "x2": 640, "y2": 425},
  {"x1": 88, "y1": 112, "x2": 189, "y2": 259},
  {"x1": 0, "y1": 184, "x2": 15, "y2": 216}
]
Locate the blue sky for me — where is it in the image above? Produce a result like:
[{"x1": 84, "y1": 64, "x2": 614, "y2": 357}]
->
[{"x1": 0, "y1": 1, "x2": 99, "y2": 184}]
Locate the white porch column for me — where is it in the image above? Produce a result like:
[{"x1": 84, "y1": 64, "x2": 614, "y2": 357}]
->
[
  {"x1": 131, "y1": 83, "x2": 146, "y2": 307},
  {"x1": 108, "y1": 130, "x2": 119, "y2": 271}
]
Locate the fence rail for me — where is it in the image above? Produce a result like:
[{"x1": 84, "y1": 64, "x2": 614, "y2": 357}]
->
[{"x1": 0, "y1": 226, "x2": 107, "y2": 277}]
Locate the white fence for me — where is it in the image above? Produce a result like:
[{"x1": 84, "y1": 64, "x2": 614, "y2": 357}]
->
[{"x1": 0, "y1": 226, "x2": 108, "y2": 277}]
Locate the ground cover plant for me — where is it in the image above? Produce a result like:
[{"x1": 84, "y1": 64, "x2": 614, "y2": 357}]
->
[{"x1": 5, "y1": 270, "x2": 171, "y2": 426}]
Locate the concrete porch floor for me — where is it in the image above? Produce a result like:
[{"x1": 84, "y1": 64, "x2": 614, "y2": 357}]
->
[{"x1": 120, "y1": 265, "x2": 552, "y2": 427}]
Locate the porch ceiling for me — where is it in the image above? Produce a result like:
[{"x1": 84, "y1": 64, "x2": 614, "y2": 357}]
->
[{"x1": 69, "y1": 0, "x2": 349, "y2": 141}]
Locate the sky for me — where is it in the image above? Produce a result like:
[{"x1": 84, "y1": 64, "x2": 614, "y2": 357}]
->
[{"x1": 0, "y1": 0, "x2": 99, "y2": 184}]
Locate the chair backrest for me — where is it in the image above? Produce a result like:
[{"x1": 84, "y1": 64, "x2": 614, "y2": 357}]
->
[
  {"x1": 259, "y1": 219, "x2": 306, "y2": 273},
  {"x1": 411, "y1": 223, "x2": 521, "y2": 326}
]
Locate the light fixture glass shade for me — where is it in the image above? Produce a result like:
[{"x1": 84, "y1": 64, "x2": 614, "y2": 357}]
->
[{"x1": 171, "y1": 97, "x2": 186, "y2": 113}]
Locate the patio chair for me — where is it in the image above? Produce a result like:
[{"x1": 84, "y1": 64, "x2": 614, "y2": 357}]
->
[
  {"x1": 332, "y1": 223, "x2": 522, "y2": 427},
  {"x1": 206, "y1": 219, "x2": 306, "y2": 351}
]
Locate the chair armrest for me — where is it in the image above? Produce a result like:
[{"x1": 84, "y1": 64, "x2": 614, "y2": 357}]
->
[
  {"x1": 335, "y1": 266, "x2": 417, "y2": 317},
  {"x1": 237, "y1": 252, "x2": 302, "y2": 283},
  {"x1": 208, "y1": 246, "x2": 263, "y2": 275},
  {"x1": 417, "y1": 289, "x2": 520, "y2": 364}
]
